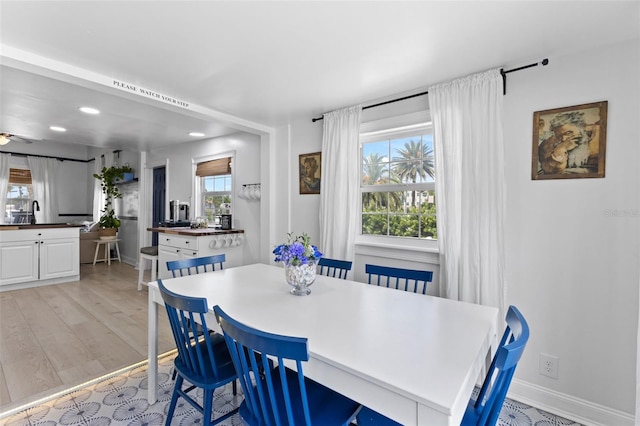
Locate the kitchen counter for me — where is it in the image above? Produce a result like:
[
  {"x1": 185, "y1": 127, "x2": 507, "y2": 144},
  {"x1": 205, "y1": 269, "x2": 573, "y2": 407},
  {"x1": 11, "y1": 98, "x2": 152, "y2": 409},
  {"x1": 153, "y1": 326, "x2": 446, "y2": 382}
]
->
[
  {"x1": 147, "y1": 227, "x2": 244, "y2": 236},
  {"x1": 149, "y1": 227, "x2": 245, "y2": 278},
  {"x1": 0, "y1": 226, "x2": 80, "y2": 290},
  {"x1": 0, "y1": 223, "x2": 83, "y2": 230}
]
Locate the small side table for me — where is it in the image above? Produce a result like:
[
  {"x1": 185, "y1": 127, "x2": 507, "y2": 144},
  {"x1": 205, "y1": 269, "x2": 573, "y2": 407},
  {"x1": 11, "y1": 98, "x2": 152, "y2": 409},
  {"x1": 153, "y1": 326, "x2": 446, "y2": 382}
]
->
[{"x1": 93, "y1": 239, "x2": 122, "y2": 265}]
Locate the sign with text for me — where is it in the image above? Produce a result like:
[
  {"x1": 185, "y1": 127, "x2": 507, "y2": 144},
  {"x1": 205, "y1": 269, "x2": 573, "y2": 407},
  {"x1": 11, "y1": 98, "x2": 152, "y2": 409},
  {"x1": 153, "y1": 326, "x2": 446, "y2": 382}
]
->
[{"x1": 112, "y1": 79, "x2": 190, "y2": 109}]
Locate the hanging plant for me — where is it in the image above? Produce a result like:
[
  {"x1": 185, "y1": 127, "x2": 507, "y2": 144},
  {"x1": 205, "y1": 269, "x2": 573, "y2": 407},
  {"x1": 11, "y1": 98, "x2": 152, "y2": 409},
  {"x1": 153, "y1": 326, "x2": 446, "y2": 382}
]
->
[{"x1": 93, "y1": 165, "x2": 133, "y2": 230}]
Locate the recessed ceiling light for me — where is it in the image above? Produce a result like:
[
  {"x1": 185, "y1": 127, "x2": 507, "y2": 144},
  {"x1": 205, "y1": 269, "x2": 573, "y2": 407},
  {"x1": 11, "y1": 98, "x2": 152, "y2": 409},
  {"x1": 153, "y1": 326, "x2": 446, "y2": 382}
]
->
[
  {"x1": 79, "y1": 106, "x2": 100, "y2": 115},
  {"x1": 50, "y1": 126, "x2": 66, "y2": 132},
  {"x1": 189, "y1": 132, "x2": 205, "y2": 137}
]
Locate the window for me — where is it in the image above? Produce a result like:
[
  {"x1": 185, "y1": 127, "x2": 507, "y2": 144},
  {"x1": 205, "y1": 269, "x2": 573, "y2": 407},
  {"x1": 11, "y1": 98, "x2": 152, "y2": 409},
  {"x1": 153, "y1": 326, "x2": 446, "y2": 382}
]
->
[
  {"x1": 195, "y1": 156, "x2": 233, "y2": 224},
  {"x1": 200, "y1": 175, "x2": 232, "y2": 222},
  {"x1": 360, "y1": 123, "x2": 436, "y2": 240},
  {"x1": 6, "y1": 168, "x2": 33, "y2": 223}
]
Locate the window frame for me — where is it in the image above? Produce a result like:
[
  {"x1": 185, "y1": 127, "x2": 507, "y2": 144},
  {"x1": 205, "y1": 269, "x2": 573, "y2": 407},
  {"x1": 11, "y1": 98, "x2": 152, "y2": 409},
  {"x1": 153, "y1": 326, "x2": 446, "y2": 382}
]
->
[
  {"x1": 192, "y1": 151, "x2": 235, "y2": 224},
  {"x1": 5, "y1": 157, "x2": 34, "y2": 224},
  {"x1": 356, "y1": 111, "x2": 438, "y2": 251}
]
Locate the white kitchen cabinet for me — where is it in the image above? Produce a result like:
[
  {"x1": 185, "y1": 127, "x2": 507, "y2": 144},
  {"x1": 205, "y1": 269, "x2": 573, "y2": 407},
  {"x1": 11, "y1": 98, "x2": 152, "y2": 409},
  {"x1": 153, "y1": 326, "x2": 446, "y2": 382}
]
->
[
  {"x1": 40, "y1": 237, "x2": 80, "y2": 280},
  {"x1": 155, "y1": 229, "x2": 244, "y2": 279},
  {"x1": 0, "y1": 227, "x2": 80, "y2": 289},
  {"x1": 157, "y1": 234, "x2": 199, "y2": 279},
  {"x1": 0, "y1": 240, "x2": 39, "y2": 285}
]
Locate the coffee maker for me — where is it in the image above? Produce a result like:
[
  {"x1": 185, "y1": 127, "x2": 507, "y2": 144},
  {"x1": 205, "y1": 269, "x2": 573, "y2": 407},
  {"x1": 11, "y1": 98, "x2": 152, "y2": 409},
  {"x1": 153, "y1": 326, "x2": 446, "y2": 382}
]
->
[
  {"x1": 167, "y1": 200, "x2": 190, "y2": 227},
  {"x1": 169, "y1": 200, "x2": 180, "y2": 222},
  {"x1": 178, "y1": 202, "x2": 190, "y2": 221}
]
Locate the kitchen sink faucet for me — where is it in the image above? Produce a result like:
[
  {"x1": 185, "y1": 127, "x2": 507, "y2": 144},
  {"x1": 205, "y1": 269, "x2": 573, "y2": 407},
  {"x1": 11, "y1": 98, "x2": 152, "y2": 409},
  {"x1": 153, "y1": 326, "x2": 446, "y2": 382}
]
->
[{"x1": 30, "y1": 200, "x2": 40, "y2": 225}]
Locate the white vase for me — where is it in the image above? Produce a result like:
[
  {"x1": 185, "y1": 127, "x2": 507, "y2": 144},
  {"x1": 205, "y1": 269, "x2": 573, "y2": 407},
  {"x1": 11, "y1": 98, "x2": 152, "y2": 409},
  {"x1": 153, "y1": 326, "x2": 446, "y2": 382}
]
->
[{"x1": 284, "y1": 261, "x2": 317, "y2": 296}]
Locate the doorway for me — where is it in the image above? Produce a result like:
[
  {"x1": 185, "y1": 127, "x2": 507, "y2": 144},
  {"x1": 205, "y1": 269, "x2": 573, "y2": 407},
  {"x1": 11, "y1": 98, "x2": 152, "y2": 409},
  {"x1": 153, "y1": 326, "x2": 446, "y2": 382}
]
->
[{"x1": 151, "y1": 166, "x2": 166, "y2": 246}]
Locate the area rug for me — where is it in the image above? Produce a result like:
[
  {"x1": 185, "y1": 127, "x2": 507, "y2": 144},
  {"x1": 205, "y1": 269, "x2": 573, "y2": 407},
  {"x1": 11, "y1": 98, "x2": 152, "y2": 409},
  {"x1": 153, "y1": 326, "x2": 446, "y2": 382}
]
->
[
  {"x1": 0, "y1": 353, "x2": 582, "y2": 426},
  {"x1": 0, "y1": 353, "x2": 243, "y2": 426}
]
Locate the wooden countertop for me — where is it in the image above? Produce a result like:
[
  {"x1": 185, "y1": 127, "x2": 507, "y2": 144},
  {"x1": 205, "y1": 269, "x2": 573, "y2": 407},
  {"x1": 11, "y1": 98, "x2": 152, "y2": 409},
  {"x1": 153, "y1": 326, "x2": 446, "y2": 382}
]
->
[
  {"x1": 147, "y1": 227, "x2": 244, "y2": 236},
  {"x1": 0, "y1": 224, "x2": 82, "y2": 231}
]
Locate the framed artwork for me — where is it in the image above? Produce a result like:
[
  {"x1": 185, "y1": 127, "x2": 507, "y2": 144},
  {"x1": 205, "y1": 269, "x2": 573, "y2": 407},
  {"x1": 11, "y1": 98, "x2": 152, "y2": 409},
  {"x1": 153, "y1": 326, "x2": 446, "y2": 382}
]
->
[
  {"x1": 299, "y1": 152, "x2": 321, "y2": 194},
  {"x1": 532, "y1": 101, "x2": 607, "y2": 180}
]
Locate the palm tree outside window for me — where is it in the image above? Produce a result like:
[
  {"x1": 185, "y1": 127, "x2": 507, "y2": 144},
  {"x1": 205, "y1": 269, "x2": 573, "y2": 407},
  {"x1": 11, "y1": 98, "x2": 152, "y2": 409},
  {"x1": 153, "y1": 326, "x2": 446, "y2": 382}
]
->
[{"x1": 360, "y1": 124, "x2": 436, "y2": 240}]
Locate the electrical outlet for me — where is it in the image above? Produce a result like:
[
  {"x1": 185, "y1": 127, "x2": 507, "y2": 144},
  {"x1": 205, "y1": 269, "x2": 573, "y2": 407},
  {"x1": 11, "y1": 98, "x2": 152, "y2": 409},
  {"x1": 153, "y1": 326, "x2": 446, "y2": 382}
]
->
[{"x1": 539, "y1": 353, "x2": 559, "y2": 379}]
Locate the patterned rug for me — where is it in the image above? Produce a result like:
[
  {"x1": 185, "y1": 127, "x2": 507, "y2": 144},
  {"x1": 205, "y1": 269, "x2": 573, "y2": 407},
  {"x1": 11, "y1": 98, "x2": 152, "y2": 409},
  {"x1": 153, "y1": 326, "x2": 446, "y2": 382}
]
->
[{"x1": 0, "y1": 353, "x2": 582, "y2": 426}]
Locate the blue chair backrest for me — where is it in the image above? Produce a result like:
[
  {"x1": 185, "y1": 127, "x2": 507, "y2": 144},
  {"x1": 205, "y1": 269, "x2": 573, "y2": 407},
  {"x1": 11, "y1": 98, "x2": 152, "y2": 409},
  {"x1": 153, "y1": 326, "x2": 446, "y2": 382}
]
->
[
  {"x1": 365, "y1": 264, "x2": 433, "y2": 294},
  {"x1": 158, "y1": 280, "x2": 228, "y2": 382},
  {"x1": 318, "y1": 257, "x2": 352, "y2": 280},
  {"x1": 213, "y1": 305, "x2": 313, "y2": 426},
  {"x1": 167, "y1": 253, "x2": 226, "y2": 277},
  {"x1": 472, "y1": 305, "x2": 530, "y2": 426}
]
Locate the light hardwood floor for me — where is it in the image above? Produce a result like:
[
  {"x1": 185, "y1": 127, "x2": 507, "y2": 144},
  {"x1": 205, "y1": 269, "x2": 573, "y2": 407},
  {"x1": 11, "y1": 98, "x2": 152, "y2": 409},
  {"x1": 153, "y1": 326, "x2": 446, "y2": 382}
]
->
[{"x1": 0, "y1": 262, "x2": 175, "y2": 413}]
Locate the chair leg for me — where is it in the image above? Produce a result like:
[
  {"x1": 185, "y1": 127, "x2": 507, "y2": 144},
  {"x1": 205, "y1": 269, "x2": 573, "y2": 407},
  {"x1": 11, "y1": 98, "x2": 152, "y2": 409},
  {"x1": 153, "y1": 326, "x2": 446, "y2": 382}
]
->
[
  {"x1": 151, "y1": 257, "x2": 158, "y2": 282},
  {"x1": 165, "y1": 375, "x2": 183, "y2": 426},
  {"x1": 203, "y1": 390, "x2": 214, "y2": 426},
  {"x1": 137, "y1": 254, "x2": 144, "y2": 291}
]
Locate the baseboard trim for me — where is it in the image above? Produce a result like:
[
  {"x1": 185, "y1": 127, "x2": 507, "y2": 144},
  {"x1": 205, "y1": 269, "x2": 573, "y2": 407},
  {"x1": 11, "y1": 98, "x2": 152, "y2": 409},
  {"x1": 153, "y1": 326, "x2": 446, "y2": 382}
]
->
[{"x1": 509, "y1": 379, "x2": 635, "y2": 426}]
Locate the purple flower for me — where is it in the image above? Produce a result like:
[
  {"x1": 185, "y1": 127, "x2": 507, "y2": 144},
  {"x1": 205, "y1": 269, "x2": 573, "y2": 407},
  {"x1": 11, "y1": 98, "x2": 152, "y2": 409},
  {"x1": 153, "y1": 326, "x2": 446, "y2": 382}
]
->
[{"x1": 274, "y1": 233, "x2": 323, "y2": 266}]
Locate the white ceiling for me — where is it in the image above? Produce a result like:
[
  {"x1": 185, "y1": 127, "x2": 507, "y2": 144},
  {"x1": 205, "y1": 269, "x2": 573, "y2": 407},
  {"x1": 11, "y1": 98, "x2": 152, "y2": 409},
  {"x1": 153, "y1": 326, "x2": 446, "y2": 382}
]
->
[{"x1": 1, "y1": 1, "x2": 638, "y2": 152}]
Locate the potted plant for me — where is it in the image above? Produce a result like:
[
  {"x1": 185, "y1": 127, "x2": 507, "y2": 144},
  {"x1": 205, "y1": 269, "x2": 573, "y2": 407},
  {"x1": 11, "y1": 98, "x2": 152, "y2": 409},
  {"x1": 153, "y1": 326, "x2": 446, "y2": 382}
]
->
[{"x1": 93, "y1": 165, "x2": 132, "y2": 239}]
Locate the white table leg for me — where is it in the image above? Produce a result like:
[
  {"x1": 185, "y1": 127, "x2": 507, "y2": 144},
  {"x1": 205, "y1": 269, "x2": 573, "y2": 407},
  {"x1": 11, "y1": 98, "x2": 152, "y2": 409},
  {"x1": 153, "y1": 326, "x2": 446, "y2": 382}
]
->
[
  {"x1": 106, "y1": 242, "x2": 111, "y2": 265},
  {"x1": 148, "y1": 288, "x2": 158, "y2": 404},
  {"x1": 114, "y1": 241, "x2": 121, "y2": 262}
]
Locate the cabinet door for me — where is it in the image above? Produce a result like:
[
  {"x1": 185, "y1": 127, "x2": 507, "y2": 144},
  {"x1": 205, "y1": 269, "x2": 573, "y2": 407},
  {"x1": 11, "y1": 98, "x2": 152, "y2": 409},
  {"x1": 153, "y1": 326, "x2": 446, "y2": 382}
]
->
[
  {"x1": 0, "y1": 241, "x2": 39, "y2": 286},
  {"x1": 40, "y1": 238, "x2": 80, "y2": 280},
  {"x1": 158, "y1": 245, "x2": 182, "y2": 279}
]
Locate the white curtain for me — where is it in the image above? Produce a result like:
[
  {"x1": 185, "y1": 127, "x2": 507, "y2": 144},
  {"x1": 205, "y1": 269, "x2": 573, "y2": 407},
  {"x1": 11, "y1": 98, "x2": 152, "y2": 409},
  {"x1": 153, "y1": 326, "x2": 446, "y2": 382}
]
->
[
  {"x1": 0, "y1": 153, "x2": 10, "y2": 224},
  {"x1": 428, "y1": 69, "x2": 505, "y2": 313},
  {"x1": 319, "y1": 105, "x2": 362, "y2": 261},
  {"x1": 27, "y1": 156, "x2": 59, "y2": 223}
]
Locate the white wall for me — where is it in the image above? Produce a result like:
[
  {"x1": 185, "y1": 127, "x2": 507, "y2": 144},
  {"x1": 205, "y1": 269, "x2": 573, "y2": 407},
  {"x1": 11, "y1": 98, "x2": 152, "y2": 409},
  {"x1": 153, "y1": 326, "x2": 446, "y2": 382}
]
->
[
  {"x1": 147, "y1": 132, "x2": 262, "y2": 265},
  {"x1": 278, "y1": 39, "x2": 639, "y2": 423},
  {"x1": 504, "y1": 39, "x2": 639, "y2": 420}
]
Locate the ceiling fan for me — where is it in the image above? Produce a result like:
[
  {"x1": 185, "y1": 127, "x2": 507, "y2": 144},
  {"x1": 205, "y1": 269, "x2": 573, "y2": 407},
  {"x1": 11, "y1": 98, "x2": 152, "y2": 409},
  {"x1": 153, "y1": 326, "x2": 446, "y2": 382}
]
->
[{"x1": 0, "y1": 133, "x2": 36, "y2": 146}]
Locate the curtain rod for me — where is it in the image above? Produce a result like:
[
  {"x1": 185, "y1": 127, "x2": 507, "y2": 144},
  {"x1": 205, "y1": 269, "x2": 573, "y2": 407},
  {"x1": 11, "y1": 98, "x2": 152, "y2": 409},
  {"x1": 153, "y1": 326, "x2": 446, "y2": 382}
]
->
[
  {"x1": 0, "y1": 150, "x2": 94, "y2": 163},
  {"x1": 311, "y1": 58, "x2": 549, "y2": 122},
  {"x1": 500, "y1": 58, "x2": 549, "y2": 95}
]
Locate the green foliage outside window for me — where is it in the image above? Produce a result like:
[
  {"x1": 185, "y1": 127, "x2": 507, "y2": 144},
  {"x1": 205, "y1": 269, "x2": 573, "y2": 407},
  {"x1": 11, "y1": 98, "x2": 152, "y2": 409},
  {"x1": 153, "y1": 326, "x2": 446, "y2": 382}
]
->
[
  {"x1": 361, "y1": 132, "x2": 436, "y2": 239},
  {"x1": 362, "y1": 192, "x2": 437, "y2": 239}
]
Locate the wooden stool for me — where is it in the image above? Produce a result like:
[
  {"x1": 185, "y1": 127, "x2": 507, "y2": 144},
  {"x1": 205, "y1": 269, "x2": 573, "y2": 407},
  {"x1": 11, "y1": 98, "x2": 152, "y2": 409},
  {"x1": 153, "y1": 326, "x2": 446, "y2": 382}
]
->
[
  {"x1": 93, "y1": 239, "x2": 121, "y2": 266},
  {"x1": 138, "y1": 246, "x2": 158, "y2": 291}
]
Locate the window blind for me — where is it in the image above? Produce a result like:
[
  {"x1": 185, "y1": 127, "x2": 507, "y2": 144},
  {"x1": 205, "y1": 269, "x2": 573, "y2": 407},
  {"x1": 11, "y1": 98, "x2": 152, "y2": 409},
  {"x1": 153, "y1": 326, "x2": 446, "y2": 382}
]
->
[
  {"x1": 9, "y1": 168, "x2": 32, "y2": 184},
  {"x1": 196, "y1": 157, "x2": 231, "y2": 177}
]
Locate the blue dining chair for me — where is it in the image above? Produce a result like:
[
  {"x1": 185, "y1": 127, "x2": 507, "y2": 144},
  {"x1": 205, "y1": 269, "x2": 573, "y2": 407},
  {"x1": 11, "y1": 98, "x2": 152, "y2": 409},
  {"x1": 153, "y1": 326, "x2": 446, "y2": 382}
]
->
[
  {"x1": 357, "y1": 305, "x2": 530, "y2": 426},
  {"x1": 365, "y1": 264, "x2": 433, "y2": 294},
  {"x1": 213, "y1": 304, "x2": 361, "y2": 426},
  {"x1": 159, "y1": 280, "x2": 238, "y2": 426},
  {"x1": 166, "y1": 253, "x2": 227, "y2": 380},
  {"x1": 317, "y1": 257, "x2": 353, "y2": 279},
  {"x1": 166, "y1": 253, "x2": 226, "y2": 277}
]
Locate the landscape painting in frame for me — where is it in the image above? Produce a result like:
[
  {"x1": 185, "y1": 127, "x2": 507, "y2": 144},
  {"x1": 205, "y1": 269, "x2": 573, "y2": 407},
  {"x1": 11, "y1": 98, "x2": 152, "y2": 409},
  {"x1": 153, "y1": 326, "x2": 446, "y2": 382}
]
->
[
  {"x1": 299, "y1": 152, "x2": 321, "y2": 194},
  {"x1": 532, "y1": 101, "x2": 607, "y2": 180}
]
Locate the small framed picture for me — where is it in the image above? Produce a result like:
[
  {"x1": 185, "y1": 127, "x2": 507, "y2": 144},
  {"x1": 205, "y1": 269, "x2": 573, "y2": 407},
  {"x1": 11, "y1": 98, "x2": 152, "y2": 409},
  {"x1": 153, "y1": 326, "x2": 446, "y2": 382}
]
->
[
  {"x1": 532, "y1": 101, "x2": 607, "y2": 180},
  {"x1": 299, "y1": 152, "x2": 321, "y2": 194}
]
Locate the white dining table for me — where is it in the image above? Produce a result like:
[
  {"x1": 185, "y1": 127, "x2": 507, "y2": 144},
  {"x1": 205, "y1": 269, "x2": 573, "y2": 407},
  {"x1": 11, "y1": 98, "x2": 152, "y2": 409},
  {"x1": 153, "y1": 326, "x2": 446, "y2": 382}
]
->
[{"x1": 147, "y1": 263, "x2": 498, "y2": 425}]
